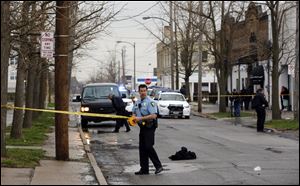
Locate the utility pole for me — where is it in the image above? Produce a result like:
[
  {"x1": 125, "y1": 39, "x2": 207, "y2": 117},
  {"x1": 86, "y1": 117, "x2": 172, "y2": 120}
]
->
[
  {"x1": 133, "y1": 42, "x2": 136, "y2": 91},
  {"x1": 198, "y1": 1, "x2": 203, "y2": 113},
  {"x1": 170, "y1": 1, "x2": 175, "y2": 90},
  {"x1": 122, "y1": 47, "x2": 126, "y2": 85},
  {"x1": 55, "y1": 1, "x2": 70, "y2": 161},
  {"x1": 174, "y1": 1, "x2": 179, "y2": 90},
  {"x1": 294, "y1": 1, "x2": 299, "y2": 122},
  {"x1": 118, "y1": 60, "x2": 121, "y2": 84}
]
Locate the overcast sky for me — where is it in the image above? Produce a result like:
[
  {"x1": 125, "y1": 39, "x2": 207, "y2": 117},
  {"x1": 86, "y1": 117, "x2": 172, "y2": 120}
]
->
[{"x1": 74, "y1": 1, "x2": 167, "y2": 82}]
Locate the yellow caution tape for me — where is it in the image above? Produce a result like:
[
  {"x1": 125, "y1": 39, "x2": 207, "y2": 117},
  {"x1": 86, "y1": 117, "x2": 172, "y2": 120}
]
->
[
  {"x1": 1, "y1": 104, "x2": 129, "y2": 119},
  {"x1": 127, "y1": 116, "x2": 137, "y2": 126},
  {"x1": 1, "y1": 104, "x2": 149, "y2": 127}
]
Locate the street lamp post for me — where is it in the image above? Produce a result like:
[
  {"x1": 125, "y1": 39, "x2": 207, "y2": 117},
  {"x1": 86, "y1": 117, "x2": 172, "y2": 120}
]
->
[{"x1": 116, "y1": 41, "x2": 136, "y2": 91}]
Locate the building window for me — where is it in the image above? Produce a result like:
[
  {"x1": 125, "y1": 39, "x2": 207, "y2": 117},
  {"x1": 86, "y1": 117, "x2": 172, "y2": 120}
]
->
[
  {"x1": 10, "y1": 71, "x2": 17, "y2": 80},
  {"x1": 9, "y1": 57, "x2": 18, "y2": 66}
]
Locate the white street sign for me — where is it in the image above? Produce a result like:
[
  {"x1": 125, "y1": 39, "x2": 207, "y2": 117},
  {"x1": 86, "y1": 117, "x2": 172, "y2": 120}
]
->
[{"x1": 41, "y1": 32, "x2": 54, "y2": 58}]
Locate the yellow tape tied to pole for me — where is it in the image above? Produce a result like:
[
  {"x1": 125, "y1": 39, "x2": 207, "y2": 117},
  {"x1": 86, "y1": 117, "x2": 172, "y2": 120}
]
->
[{"x1": 1, "y1": 104, "x2": 138, "y2": 126}]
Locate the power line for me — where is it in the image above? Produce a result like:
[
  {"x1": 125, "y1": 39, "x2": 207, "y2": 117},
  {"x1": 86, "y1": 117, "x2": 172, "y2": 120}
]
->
[{"x1": 113, "y1": 2, "x2": 160, "y2": 22}]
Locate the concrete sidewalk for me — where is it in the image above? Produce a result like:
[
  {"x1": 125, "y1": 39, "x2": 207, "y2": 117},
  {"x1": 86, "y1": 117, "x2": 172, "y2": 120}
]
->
[
  {"x1": 1, "y1": 126, "x2": 107, "y2": 185},
  {"x1": 190, "y1": 102, "x2": 298, "y2": 140},
  {"x1": 190, "y1": 102, "x2": 294, "y2": 121}
]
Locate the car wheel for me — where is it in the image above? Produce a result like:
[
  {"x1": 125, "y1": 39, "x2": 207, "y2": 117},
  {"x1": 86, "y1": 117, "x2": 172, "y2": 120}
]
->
[
  {"x1": 185, "y1": 116, "x2": 190, "y2": 119},
  {"x1": 81, "y1": 118, "x2": 88, "y2": 129}
]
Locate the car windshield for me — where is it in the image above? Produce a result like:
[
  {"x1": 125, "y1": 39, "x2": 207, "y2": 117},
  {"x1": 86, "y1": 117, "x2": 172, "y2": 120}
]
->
[
  {"x1": 160, "y1": 94, "x2": 185, "y2": 101},
  {"x1": 83, "y1": 86, "x2": 119, "y2": 99}
]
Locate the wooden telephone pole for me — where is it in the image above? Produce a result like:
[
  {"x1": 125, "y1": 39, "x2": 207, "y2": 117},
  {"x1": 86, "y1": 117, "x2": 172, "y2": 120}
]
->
[
  {"x1": 55, "y1": 1, "x2": 70, "y2": 160},
  {"x1": 198, "y1": 1, "x2": 203, "y2": 113}
]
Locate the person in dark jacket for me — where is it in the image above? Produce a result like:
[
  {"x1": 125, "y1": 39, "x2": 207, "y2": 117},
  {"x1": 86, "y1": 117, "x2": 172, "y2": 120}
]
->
[
  {"x1": 108, "y1": 94, "x2": 131, "y2": 133},
  {"x1": 231, "y1": 89, "x2": 241, "y2": 117},
  {"x1": 251, "y1": 88, "x2": 269, "y2": 132},
  {"x1": 280, "y1": 86, "x2": 290, "y2": 111},
  {"x1": 180, "y1": 85, "x2": 187, "y2": 97}
]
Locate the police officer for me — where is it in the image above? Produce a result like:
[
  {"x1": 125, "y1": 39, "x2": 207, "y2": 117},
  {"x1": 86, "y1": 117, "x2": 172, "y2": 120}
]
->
[
  {"x1": 108, "y1": 94, "x2": 131, "y2": 133},
  {"x1": 132, "y1": 84, "x2": 163, "y2": 175},
  {"x1": 252, "y1": 88, "x2": 269, "y2": 132}
]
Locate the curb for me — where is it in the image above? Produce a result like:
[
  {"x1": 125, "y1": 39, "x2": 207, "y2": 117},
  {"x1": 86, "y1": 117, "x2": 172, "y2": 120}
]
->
[
  {"x1": 78, "y1": 126, "x2": 108, "y2": 185},
  {"x1": 192, "y1": 111, "x2": 218, "y2": 120},
  {"x1": 192, "y1": 111, "x2": 284, "y2": 134}
]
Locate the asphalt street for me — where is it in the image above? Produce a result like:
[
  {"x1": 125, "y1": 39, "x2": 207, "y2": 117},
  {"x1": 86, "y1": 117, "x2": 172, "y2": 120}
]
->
[{"x1": 86, "y1": 115, "x2": 299, "y2": 185}]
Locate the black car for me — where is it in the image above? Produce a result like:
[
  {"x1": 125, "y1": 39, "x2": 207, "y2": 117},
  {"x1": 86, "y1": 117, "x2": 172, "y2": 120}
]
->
[{"x1": 74, "y1": 83, "x2": 122, "y2": 128}]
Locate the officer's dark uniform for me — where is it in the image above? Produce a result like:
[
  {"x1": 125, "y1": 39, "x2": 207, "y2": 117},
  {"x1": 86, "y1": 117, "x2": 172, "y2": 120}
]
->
[
  {"x1": 111, "y1": 95, "x2": 130, "y2": 132},
  {"x1": 132, "y1": 96, "x2": 162, "y2": 174},
  {"x1": 252, "y1": 90, "x2": 269, "y2": 132}
]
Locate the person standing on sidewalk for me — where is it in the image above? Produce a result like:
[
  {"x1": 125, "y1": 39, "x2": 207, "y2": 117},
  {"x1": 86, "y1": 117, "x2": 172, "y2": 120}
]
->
[
  {"x1": 251, "y1": 88, "x2": 269, "y2": 132},
  {"x1": 108, "y1": 94, "x2": 131, "y2": 133},
  {"x1": 231, "y1": 89, "x2": 241, "y2": 117},
  {"x1": 132, "y1": 84, "x2": 163, "y2": 175}
]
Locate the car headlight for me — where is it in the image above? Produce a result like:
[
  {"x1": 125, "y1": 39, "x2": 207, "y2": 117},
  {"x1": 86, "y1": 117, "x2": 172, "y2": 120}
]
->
[
  {"x1": 159, "y1": 104, "x2": 168, "y2": 108},
  {"x1": 81, "y1": 107, "x2": 89, "y2": 112}
]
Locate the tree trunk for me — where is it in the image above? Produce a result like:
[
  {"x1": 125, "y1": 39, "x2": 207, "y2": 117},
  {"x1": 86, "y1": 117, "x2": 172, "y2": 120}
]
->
[
  {"x1": 270, "y1": 6, "x2": 281, "y2": 120},
  {"x1": 185, "y1": 78, "x2": 190, "y2": 101},
  {"x1": 23, "y1": 56, "x2": 37, "y2": 128},
  {"x1": 32, "y1": 62, "x2": 41, "y2": 119},
  {"x1": 294, "y1": 1, "x2": 299, "y2": 122},
  {"x1": 218, "y1": 73, "x2": 227, "y2": 113},
  {"x1": 1, "y1": 1, "x2": 11, "y2": 157},
  {"x1": 11, "y1": 53, "x2": 26, "y2": 138},
  {"x1": 48, "y1": 71, "x2": 55, "y2": 104},
  {"x1": 11, "y1": 1, "x2": 30, "y2": 139},
  {"x1": 39, "y1": 59, "x2": 48, "y2": 109}
]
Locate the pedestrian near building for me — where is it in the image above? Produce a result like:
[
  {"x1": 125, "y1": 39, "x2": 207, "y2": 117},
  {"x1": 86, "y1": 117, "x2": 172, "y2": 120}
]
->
[
  {"x1": 180, "y1": 85, "x2": 187, "y2": 97},
  {"x1": 240, "y1": 87, "x2": 246, "y2": 110},
  {"x1": 280, "y1": 86, "x2": 290, "y2": 111},
  {"x1": 251, "y1": 88, "x2": 269, "y2": 132},
  {"x1": 230, "y1": 89, "x2": 241, "y2": 117},
  {"x1": 108, "y1": 94, "x2": 131, "y2": 133},
  {"x1": 132, "y1": 84, "x2": 163, "y2": 175}
]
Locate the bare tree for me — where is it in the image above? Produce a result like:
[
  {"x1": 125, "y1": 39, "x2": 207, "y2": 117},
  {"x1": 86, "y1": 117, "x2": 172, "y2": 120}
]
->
[
  {"x1": 177, "y1": 1, "x2": 247, "y2": 112},
  {"x1": 23, "y1": 1, "x2": 39, "y2": 128},
  {"x1": 67, "y1": 2, "x2": 123, "y2": 88},
  {"x1": 87, "y1": 52, "x2": 118, "y2": 83},
  {"x1": 137, "y1": 2, "x2": 203, "y2": 100},
  {"x1": 1, "y1": 1, "x2": 11, "y2": 157},
  {"x1": 10, "y1": 1, "x2": 31, "y2": 139},
  {"x1": 175, "y1": 2, "x2": 203, "y2": 101},
  {"x1": 265, "y1": 1, "x2": 297, "y2": 119}
]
